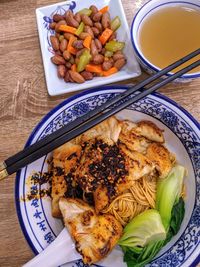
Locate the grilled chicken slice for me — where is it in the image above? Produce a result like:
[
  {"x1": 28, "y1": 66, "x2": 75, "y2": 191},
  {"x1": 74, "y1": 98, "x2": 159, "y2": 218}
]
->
[
  {"x1": 51, "y1": 142, "x2": 81, "y2": 217},
  {"x1": 119, "y1": 120, "x2": 164, "y2": 153},
  {"x1": 59, "y1": 198, "x2": 122, "y2": 265},
  {"x1": 81, "y1": 117, "x2": 121, "y2": 145},
  {"x1": 134, "y1": 121, "x2": 164, "y2": 143},
  {"x1": 146, "y1": 143, "x2": 173, "y2": 178}
]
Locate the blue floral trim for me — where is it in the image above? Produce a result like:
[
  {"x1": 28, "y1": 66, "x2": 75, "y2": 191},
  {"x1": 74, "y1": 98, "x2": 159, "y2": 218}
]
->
[
  {"x1": 16, "y1": 87, "x2": 200, "y2": 267},
  {"x1": 42, "y1": 1, "x2": 76, "y2": 52}
]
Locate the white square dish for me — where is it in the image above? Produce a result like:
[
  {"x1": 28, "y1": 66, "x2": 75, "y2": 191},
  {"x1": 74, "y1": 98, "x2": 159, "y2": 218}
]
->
[{"x1": 36, "y1": 0, "x2": 141, "y2": 96}]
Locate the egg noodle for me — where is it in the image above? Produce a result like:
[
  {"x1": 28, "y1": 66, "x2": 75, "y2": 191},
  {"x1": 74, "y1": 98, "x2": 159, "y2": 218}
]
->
[{"x1": 102, "y1": 175, "x2": 156, "y2": 226}]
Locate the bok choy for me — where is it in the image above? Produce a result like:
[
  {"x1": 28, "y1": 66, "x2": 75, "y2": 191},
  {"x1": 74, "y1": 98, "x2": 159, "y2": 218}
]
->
[{"x1": 119, "y1": 165, "x2": 185, "y2": 267}]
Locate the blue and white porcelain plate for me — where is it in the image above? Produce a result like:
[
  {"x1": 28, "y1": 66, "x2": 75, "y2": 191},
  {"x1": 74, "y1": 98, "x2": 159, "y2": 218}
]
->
[{"x1": 15, "y1": 86, "x2": 200, "y2": 267}]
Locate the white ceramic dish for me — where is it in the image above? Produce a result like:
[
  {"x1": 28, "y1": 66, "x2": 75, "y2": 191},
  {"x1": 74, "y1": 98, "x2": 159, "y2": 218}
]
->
[
  {"x1": 36, "y1": 0, "x2": 141, "y2": 96},
  {"x1": 16, "y1": 85, "x2": 200, "y2": 267},
  {"x1": 131, "y1": 0, "x2": 200, "y2": 81}
]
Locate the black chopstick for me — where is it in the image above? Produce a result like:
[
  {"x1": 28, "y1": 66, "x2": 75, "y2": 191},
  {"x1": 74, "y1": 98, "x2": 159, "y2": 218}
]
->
[
  {"x1": 1, "y1": 48, "x2": 200, "y2": 174},
  {"x1": 0, "y1": 50, "x2": 199, "y2": 180}
]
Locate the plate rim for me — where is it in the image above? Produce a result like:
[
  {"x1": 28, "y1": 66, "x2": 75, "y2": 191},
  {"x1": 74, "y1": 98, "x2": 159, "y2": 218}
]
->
[{"x1": 15, "y1": 85, "x2": 200, "y2": 265}]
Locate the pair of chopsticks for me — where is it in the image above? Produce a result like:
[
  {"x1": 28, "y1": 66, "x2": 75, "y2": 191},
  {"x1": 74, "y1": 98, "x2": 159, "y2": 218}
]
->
[{"x1": 0, "y1": 48, "x2": 200, "y2": 181}]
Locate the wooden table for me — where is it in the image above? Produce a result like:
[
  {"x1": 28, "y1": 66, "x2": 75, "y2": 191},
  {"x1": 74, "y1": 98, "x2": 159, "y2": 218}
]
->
[{"x1": 0, "y1": 0, "x2": 199, "y2": 266}]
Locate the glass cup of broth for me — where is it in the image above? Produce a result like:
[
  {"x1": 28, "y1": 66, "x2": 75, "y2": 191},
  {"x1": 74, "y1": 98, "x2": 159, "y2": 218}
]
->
[{"x1": 131, "y1": 0, "x2": 200, "y2": 81}]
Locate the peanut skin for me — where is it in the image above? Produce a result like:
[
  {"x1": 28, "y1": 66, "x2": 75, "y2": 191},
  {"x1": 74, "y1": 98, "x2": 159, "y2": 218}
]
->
[
  {"x1": 51, "y1": 55, "x2": 66, "y2": 65},
  {"x1": 81, "y1": 71, "x2": 93, "y2": 80},
  {"x1": 57, "y1": 65, "x2": 66, "y2": 78},
  {"x1": 69, "y1": 70, "x2": 85, "y2": 83},
  {"x1": 93, "y1": 54, "x2": 104, "y2": 65},
  {"x1": 84, "y1": 26, "x2": 94, "y2": 38},
  {"x1": 90, "y1": 5, "x2": 98, "y2": 16},
  {"x1": 59, "y1": 39, "x2": 68, "y2": 52},
  {"x1": 114, "y1": 58, "x2": 126, "y2": 70},
  {"x1": 94, "y1": 22, "x2": 102, "y2": 32},
  {"x1": 91, "y1": 27, "x2": 100, "y2": 37},
  {"x1": 81, "y1": 14, "x2": 93, "y2": 27},
  {"x1": 65, "y1": 10, "x2": 79, "y2": 28},
  {"x1": 101, "y1": 12, "x2": 111, "y2": 29},
  {"x1": 102, "y1": 60, "x2": 113, "y2": 71},
  {"x1": 53, "y1": 14, "x2": 64, "y2": 22},
  {"x1": 63, "y1": 50, "x2": 71, "y2": 61},
  {"x1": 79, "y1": 32, "x2": 90, "y2": 40},
  {"x1": 50, "y1": 36, "x2": 59, "y2": 51},
  {"x1": 92, "y1": 12, "x2": 102, "y2": 22},
  {"x1": 74, "y1": 12, "x2": 81, "y2": 23},
  {"x1": 91, "y1": 40, "x2": 98, "y2": 56}
]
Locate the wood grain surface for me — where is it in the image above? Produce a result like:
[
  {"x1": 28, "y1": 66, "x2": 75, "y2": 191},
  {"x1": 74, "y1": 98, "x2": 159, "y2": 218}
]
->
[{"x1": 0, "y1": 0, "x2": 199, "y2": 266}]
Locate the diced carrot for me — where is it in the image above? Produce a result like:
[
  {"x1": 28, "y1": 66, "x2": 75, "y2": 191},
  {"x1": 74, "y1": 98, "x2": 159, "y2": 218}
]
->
[
  {"x1": 83, "y1": 35, "x2": 92, "y2": 50},
  {"x1": 58, "y1": 25, "x2": 77, "y2": 34},
  {"x1": 99, "y1": 5, "x2": 109, "y2": 14},
  {"x1": 68, "y1": 46, "x2": 77, "y2": 55},
  {"x1": 71, "y1": 64, "x2": 77, "y2": 72},
  {"x1": 86, "y1": 64, "x2": 103, "y2": 73},
  {"x1": 99, "y1": 28, "x2": 113, "y2": 45},
  {"x1": 67, "y1": 36, "x2": 77, "y2": 55},
  {"x1": 103, "y1": 67, "x2": 118, "y2": 76}
]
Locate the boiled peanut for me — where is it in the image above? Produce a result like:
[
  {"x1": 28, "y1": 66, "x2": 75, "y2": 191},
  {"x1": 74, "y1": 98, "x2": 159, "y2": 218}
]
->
[
  {"x1": 94, "y1": 39, "x2": 102, "y2": 52},
  {"x1": 57, "y1": 65, "x2": 66, "y2": 78},
  {"x1": 92, "y1": 12, "x2": 102, "y2": 22},
  {"x1": 64, "y1": 71, "x2": 70, "y2": 82},
  {"x1": 91, "y1": 40, "x2": 98, "y2": 56},
  {"x1": 53, "y1": 14, "x2": 64, "y2": 22},
  {"x1": 60, "y1": 39, "x2": 68, "y2": 52},
  {"x1": 51, "y1": 55, "x2": 66, "y2": 65},
  {"x1": 64, "y1": 32, "x2": 74, "y2": 40},
  {"x1": 55, "y1": 50, "x2": 62, "y2": 56},
  {"x1": 79, "y1": 32, "x2": 90, "y2": 40},
  {"x1": 49, "y1": 22, "x2": 56, "y2": 30},
  {"x1": 63, "y1": 50, "x2": 71, "y2": 61},
  {"x1": 81, "y1": 71, "x2": 93, "y2": 80},
  {"x1": 74, "y1": 12, "x2": 81, "y2": 23},
  {"x1": 113, "y1": 51, "x2": 125, "y2": 61},
  {"x1": 65, "y1": 10, "x2": 79, "y2": 28},
  {"x1": 93, "y1": 54, "x2": 104, "y2": 64},
  {"x1": 84, "y1": 26, "x2": 94, "y2": 38},
  {"x1": 50, "y1": 36, "x2": 59, "y2": 51},
  {"x1": 94, "y1": 22, "x2": 102, "y2": 32},
  {"x1": 90, "y1": 5, "x2": 98, "y2": 16},
  {"x1": 73, "y1": 40, "x2": 84, "y2": 50},
  {"x1": 65, "y1": 62, "x2": 72, "y2": 69},
  {"x1": 114, "y1": 58, "x2": 126, "y2": 70},
  {"x1": 81, "y1": 14, "x2": 93, "y2": 27},
  {"x1": 55, "y1": 20, "x2": 67, "y2": 32},
  {"x1": 102, "y1": 12, "x2": 111, "y2": 29},
  {"x1": 91, "y1": 27, "x2": 100, "y2": 37},
  {"x1": 102, "y1": 60, "x2": 113, "y2": 71},
  {"x1": 69, "y1": 70, "x2": 85, "y2": 83}
]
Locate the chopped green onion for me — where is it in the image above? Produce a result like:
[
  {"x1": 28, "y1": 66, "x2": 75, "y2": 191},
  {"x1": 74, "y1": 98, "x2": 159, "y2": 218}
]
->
[
  {"x1": 75, "y1": 22, "x2": 85, "y2": 36},
  {"x1": 105, "y1": 40, "x2": 125, "y2": 52},
  {"x1": 78, "y1": 8, "x2": 92, "y2": 16},
  {"x1": 111, "y1": 16, "x2": 121, "y2": 31},
  {"x1": 77, "y1": 49, "x2": 92, "y2": 72}
]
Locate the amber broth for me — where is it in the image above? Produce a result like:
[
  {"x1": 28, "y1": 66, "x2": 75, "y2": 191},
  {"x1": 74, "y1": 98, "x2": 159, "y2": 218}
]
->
[{"x1": 138, "y1": 5, "x2": 200, "y2": 74}]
